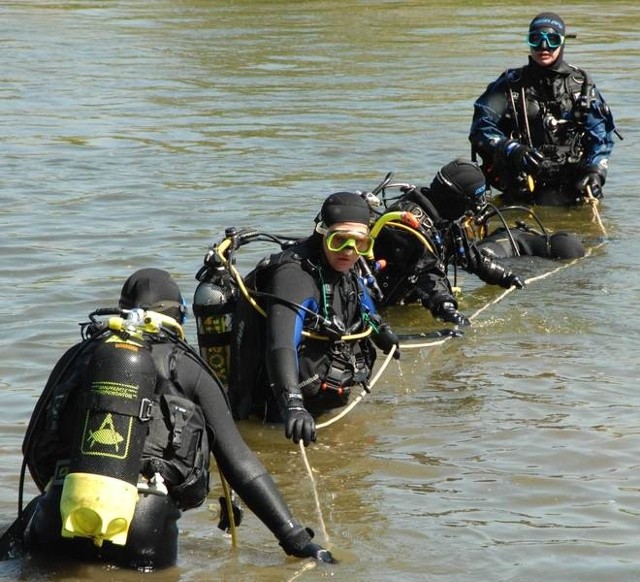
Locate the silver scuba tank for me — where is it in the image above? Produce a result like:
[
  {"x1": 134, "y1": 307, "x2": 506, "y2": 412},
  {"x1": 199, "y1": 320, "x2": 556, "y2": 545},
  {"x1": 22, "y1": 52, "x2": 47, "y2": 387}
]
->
[{"x1": 193, "y1": 270, "x2": 236, "y2": 388}]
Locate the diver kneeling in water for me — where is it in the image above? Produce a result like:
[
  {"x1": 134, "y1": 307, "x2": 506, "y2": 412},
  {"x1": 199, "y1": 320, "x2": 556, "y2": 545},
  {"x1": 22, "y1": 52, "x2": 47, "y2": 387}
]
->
[
  {"x1": 18, "y1": 268, "x2": 332, "y2": 570},
  {"x1": 223, "y1": 192, "x2": 399, "y2": 447},
  {"x1": 372, "y1": 159, "x2": 583, "y2": 325},
  {"x1": 469, "y1": 12, "x2": 618, "y2": 206}
]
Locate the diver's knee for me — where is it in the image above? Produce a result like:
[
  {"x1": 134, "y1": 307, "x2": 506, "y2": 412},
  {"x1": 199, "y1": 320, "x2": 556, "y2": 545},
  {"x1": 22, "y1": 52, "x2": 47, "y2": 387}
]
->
[{"x1": 119, "y1": 492, "x2": 180, "y2": 569}]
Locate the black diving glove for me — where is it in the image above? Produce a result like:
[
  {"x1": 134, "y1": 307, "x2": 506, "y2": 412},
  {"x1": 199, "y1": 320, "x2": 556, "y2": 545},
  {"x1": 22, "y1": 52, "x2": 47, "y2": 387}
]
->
[
  {"x1": 505, "y1": 273, "x2": 525, "y2": 290},
  {"x1": 279, "y1": 526, "x2": 334, "y2": 563},
  {"x1": 434, "y1": 301, "x2": 471, "y2": 327},
  {"x1": 575, "y1": 171, "x2": 604, "y2": 200},
  {"x1": 502, "y1": 140, "x2": 544, "y2": 175},
  {"x1": 217, "y1": 496, "x2": 243, "y2": 532},
  {"x1": 284, "y1": 395, "x2": 316, "y2": 446},
  {"x1": 373, "y1": 323, "x2": 401, "y2": 360}
]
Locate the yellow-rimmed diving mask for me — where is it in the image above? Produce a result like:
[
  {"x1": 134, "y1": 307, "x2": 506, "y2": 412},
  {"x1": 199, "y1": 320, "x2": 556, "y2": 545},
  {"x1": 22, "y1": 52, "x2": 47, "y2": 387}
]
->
[{"x1": 317, "y1": 224, "x2": 374, "y2": 255}]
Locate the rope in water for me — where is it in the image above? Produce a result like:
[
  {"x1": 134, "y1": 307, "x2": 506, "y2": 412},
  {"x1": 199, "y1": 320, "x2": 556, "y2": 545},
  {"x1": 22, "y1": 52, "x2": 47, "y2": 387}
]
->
[
  {"x1": 288, "y1": 346, "x2": 397, "y2": 581},
  {"x1": 218, "y1": 470, "x2": 238, "y2": 548},
  {"x1": 316, "y1": 346, "x2": 397, "y2": 431},
  {"x1": 294, "y1": 238, "x2": 606, "y2": 571},
  {"x1": 400, "y1": 243, "x2": 602, "y2": 350},
  {"x1": 298, "y1": 346, "x2": 397, "y2": 545},
  {"x1": 585, "y1": 185, "x2": 607, "y2": 236}
]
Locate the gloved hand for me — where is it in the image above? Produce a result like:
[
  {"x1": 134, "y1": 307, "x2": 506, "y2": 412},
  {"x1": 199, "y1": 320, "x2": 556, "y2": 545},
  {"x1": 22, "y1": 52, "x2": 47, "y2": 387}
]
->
[
  {"x1": 502, "y1": 140, "x2": 544, "y2": 175},
  {"x1": 434, "y1": 301, "x2": 471, "y2": 327},
  {"x1": 284, "y1": 401, "x2": 316, "y2": 446},
  {"x1": 373, "y1": 323, "x2": 401, "y2": 360},
  {"x1": 504, "y1": 273, "x2": 525, "y2": 290},
  {"x1": 575, "y1": 171, "x2": 603, "y2": 200},
  {"x1": 280, "y1": 526, "x2": 334, "y2": 563},
  {"x1": 297, "y1": 541, "x2": 333, "y2": 563},
  {"x1": 217, "y1": 496, "x2": 243, "y2": 532}
]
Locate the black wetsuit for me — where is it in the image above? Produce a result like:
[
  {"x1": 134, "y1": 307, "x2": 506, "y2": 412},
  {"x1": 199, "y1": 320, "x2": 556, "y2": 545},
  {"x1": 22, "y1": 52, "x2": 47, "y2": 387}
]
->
[
  {"x1": 477, "y1": 226, "x2": 584, "y2": 259},
  {"x1": 229, "y1": 234, "x2": 377, "y2": 420},
  {"x1": 24, "y1": 330, "x2": 315, "y2": 570},
  {"x1": 373, "y1": 189, "x2": 522, "y2": 314},
  {"x1": 373, "y1": 220, "x2": 453, "y2": 312}
]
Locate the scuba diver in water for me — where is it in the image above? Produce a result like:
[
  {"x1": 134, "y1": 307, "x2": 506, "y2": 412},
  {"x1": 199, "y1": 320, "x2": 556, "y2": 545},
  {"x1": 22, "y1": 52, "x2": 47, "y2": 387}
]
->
[
  {"x1": 469, "y1": 12, "x2": 618, "y2": 206},
  {"x1": 371, "y1": 159, "x2": 583, "y2": 325},
  {"x1": 194, "y1": 192, "x2": 399, "y2": 448},
  {"x1": 16, "y1": 268, "x2": 332, "y2": 570},
  {"x1": 416, "y1": 159, "x2": 586, "y2": 260}
]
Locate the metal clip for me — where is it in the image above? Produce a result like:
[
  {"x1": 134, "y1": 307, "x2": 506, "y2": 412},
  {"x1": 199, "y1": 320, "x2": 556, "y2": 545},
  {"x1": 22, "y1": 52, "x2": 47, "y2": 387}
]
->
[
  {"x1": 138, "y1": 397, "x2": 154, "y2": 422},
  {"x1": 138, "y1": 472, "x2": 168, "y2": 496}
]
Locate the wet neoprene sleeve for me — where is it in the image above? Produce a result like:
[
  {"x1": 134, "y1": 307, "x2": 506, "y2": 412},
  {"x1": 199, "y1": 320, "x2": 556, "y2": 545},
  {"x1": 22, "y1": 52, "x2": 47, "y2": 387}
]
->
[
  {"x1": 450, "y1": 224, "x2": 515, "y2": 289},
  {"x1": 467, "y1": 245, "x2": 514, "y2": 289},
  {"x1": 171, "y1": 349, "x2": 310, "y2": 546},
  {"x1": 414, "y1": 268, "x2": 458, "y2": 313},
  {"x1": 266, "y1": 347, "x2": 304, "y2": 415},
  {"x1": 263, "y1": 261, "x2": 321, "y2": 410}
]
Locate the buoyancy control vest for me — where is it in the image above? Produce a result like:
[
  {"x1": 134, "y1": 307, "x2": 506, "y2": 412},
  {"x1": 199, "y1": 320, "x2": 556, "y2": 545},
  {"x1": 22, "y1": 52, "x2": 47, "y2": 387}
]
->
[
  {"x1": 295, "y1": 256, "x2": 377, "y2": 403},
  {"x1": 229, "y1": 243, "x2": 377, "y2": 418},
  {"x1": 23, "y1": 309, "x2": 211, "y2": 548},
  {"x1": 372, "y1": 194, "x2": 449, "y2": 307},
  {"x1": 500, "y1": 64, "x2": 592, "y2": 181},
  {"x1": 141, "y1": 341, "x2": 210, "y2": 512}
]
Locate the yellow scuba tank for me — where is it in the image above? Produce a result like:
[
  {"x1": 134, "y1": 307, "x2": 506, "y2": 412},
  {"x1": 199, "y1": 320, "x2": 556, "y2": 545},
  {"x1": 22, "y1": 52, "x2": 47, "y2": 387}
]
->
[{"x1": 60, "y1": 317, "x2": 156, "y2": 548}]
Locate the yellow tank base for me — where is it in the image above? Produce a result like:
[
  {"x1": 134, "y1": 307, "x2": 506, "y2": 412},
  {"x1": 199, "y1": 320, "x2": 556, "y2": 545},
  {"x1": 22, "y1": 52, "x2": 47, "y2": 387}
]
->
[{"x1": 60, "y1": 472, "x2": 139, "y2": 547}]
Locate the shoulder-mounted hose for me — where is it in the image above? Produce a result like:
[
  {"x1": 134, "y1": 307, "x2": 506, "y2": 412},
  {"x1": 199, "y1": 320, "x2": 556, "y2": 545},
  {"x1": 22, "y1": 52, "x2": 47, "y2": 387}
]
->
[
  {"x1": 473, "y1": 202, "x2": 551, "y2": 256},
  {"x1": 202, "y1": 228, "x2": 374, "y2": 343},
  {"x1": 370, "y1": 209, "x2": 438, "y2": 257}
]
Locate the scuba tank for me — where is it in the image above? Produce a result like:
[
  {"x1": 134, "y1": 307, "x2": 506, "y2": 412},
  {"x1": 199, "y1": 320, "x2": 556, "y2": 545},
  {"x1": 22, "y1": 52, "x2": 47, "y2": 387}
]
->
[
  {"x1": 59, "y1": 311, "x2": 156, "y2": 547},
  {"x1": 193, "y1": 228, "x2": 238, "y2": 387}
]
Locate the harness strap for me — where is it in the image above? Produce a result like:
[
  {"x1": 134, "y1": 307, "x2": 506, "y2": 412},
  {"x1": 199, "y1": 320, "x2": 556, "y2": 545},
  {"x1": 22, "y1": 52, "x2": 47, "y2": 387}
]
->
[{"x1": 87, "y1": 391, "x2": 154, "y2": 421}]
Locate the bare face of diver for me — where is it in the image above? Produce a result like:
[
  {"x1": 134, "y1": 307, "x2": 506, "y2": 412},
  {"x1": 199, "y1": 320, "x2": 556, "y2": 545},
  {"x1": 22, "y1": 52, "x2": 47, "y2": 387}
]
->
[{"x1": 321, "y1": 221, "x2": 371, "y2": 273}]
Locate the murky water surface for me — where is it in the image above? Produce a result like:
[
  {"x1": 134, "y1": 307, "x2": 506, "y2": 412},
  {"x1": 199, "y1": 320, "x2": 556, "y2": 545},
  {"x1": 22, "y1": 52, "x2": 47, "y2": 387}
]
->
[{"x1": 1, "y1": 1, "x2": 639, "y2": 580}]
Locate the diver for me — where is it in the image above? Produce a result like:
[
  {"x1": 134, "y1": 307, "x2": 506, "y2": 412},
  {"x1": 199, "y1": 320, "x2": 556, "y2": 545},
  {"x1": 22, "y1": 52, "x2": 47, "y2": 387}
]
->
[
  {"x1": 371, "y1": 159, "x2": 580, "y2": 325},
  {"x1": 219, "y1": 192, "x2": 399, "y2": 447},
  {"x1": 469, "y1": 12, "x2": 618, "y2": 206},
  {"x1": 418, "y1": 159, "x2": 586, "y2": 260},
  {"x1": 16, "y1": 268, "x2": 332, "y2": 570}
]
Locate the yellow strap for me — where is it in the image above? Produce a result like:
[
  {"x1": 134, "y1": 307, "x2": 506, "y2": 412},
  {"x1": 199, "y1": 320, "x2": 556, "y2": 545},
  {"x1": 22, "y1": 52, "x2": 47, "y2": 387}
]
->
[{"x1": 527, "y1": 174, "x2": 535, "y2": 192}]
